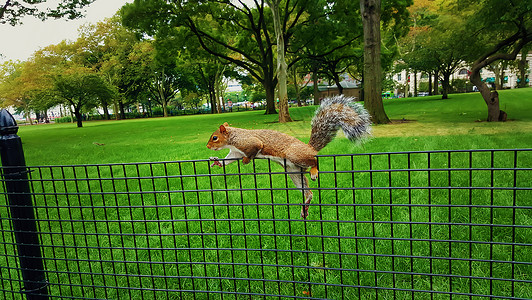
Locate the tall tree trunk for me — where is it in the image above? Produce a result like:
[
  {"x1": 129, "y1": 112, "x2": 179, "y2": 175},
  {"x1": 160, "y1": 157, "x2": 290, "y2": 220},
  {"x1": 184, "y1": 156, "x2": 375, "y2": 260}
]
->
[
  {"x1": 360, "y1": 0, "x2": 389, "y2": 124},
  {"x1": 268, "y1": 0, "x2": 292, "y2": 123}
]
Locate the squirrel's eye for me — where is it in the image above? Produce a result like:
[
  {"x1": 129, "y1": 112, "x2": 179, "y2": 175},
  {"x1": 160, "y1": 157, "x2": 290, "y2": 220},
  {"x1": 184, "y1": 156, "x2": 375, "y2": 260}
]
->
[{"x1": 212, "y1": 136, "x2": 218, "y2": 141}]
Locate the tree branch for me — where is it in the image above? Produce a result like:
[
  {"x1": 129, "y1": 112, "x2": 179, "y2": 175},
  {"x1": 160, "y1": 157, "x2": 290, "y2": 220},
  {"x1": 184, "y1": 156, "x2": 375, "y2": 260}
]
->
[
  {"x1": 184, "y1": 16, "x2": 264, "y2": 82},
  {"x1": 0, "y1": 0, "x2": 11, "y2": 21}
]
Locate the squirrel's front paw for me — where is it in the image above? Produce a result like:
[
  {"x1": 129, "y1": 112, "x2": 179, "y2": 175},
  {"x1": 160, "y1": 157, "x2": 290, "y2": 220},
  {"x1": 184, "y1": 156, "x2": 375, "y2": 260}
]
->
[{"x1": 209, "y1": 157, "x2": 222, "y2": 167}]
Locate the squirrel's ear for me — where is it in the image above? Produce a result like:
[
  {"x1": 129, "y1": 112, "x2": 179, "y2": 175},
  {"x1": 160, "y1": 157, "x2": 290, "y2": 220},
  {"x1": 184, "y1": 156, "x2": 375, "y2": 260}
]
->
[{"x1": 219, "y1": 124, "x2": 227, "y2": 134}]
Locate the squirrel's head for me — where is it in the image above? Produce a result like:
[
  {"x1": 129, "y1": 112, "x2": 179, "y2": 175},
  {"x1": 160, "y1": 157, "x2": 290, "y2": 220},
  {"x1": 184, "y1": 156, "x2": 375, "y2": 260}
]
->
[{"x1": 207, "y1": 122, "x2": 230, "y2": 150}]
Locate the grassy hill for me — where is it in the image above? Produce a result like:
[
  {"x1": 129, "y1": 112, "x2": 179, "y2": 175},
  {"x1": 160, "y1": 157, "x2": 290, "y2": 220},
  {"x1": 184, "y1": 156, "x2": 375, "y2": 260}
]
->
[{"x1": 16, "y1": 88, "x2": 532, "y2": 166}]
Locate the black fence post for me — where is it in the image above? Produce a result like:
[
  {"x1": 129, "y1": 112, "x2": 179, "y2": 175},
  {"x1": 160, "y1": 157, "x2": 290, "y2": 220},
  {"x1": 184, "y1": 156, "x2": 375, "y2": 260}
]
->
[{"x1": 0, "y1": 109, "x2": 49, "y2": 300}]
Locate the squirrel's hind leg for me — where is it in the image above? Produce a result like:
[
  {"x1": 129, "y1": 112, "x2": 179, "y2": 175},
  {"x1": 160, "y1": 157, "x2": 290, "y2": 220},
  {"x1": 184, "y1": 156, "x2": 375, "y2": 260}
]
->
[
  {"x1": 286, "y1": 153, "x2": 318, "y2": 181},
  {"x1": 310, "y1": 166, "x2": 318, "y2": 181},
  {"x1": 287, "y1": 166, "x2": 313, "y2": 219}
]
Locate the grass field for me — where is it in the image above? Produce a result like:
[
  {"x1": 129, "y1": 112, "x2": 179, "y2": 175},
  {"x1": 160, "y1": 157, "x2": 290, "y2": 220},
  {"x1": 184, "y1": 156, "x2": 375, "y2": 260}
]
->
[
  {"x1": 1, "y1": 89, "x2": 531, "y2": 299},
  {"x1": 15, "y1": 88, "x2": 532, "y2": 166}
]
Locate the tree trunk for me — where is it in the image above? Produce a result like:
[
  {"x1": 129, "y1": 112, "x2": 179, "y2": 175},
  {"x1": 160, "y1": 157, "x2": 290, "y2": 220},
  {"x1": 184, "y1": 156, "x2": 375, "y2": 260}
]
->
[
  {"x1": 428, "y1": 71, "x2": 433, "y2": 96},
  {"x1": 518, "y1": 48, "x2": 528, "y2": 88},
  {"x1": 360, "y1": 0, "x2": 389, "y2": 124},
  {"x1": 441, "y1": 72, "x2": 450, "y2": 100},
  {"x1": 491, "y1": 64, "x2": 503, "y2": 90},
  {"x1": 162, "y1": 99, "x2": 169, "y2": 117},
  {"x1": 268, "y1": 0, "x2": 292, "y2": 123},
  {"x1": 312, "y1": 70, "x2": 320, "y2": 105},
  {"x1": 470, "y1": 67, "x2": 502, "y2": 122},
  {"x1": 292, "y1": 68, "x2": 302, "y2": 107},
  {"x1": 413, "y1": 70, "x2": 417, "y2": 97},
  {"x1": 499, "y1": 69, "x2": 505, "y2": 90},
  {"x1": 113, "y1": 101, "x2": 119, "y2": 120},
  {"x1": 119, "y1": 101, "x2": 126, "y2": 119},
  {"x1": 333, "y1": 73, "x2": 344, "y2": 95},
  {"x1": 433, "y1": 70, "x2": 439, "y2": 95},
  {"x1": 102, "y1": 100, "x2": 110, "y2": 120},
  {"x1": 215, "y1": 68, "x2": 224, "y2": 113},
  {"x1": 24, "y1": 111, "x2": 31, "y2": 125},
  {"x1": 43, "y1": 110, "x2": 49, "y2": 123},
  {"x1": 209, "y1": 88, "x2": 217, "y2": 114},
  {"x1": 264, "y1": 78, "x2": 278, "y2": 114},
  {"x1": 74, "y1": 108, "x2": 83, "y2": 128}
]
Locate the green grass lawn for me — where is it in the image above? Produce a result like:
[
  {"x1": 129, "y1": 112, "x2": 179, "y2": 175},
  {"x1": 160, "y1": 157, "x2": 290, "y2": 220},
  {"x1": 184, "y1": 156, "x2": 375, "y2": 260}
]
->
[
  {"x1": 1, "y1": 89, "x2": 531, "y2": 299},
  {"x1": 16, "y1": 88, "x2": 532, "y2": 166}
]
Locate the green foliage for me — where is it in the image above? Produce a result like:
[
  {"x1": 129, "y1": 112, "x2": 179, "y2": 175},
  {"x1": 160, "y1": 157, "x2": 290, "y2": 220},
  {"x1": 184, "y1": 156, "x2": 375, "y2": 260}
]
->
[
  {"x1": 53, "y1": 116, "x2": 73, "y2": 123},
  {"x1": 0, "y1": 0, "x2": 97, "y2": 26},
  {"x1": 451, "y1": 78, "x2": 475, "y2": 93},
  {"x1": 52, "y1": 72, "x2": 116, "y2": 127}
]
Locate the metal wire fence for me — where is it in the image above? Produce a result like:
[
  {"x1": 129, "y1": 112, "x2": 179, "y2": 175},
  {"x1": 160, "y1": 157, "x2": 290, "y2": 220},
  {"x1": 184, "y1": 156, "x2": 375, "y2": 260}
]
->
[{"x1": 0, "y1": 149, "x2": 531, "y2": 299}]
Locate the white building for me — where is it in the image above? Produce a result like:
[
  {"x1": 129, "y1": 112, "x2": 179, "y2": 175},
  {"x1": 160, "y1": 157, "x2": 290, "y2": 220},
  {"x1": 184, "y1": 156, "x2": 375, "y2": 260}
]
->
[{"x1": 391, "y1": 52, "x2": 532, "y2": 97}]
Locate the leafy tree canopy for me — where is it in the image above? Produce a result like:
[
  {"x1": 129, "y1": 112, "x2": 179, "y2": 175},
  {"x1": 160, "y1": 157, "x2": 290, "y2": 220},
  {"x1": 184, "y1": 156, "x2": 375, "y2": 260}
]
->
[{"x1": 1, "y1": 0, "x2": 96, "y2": 25}]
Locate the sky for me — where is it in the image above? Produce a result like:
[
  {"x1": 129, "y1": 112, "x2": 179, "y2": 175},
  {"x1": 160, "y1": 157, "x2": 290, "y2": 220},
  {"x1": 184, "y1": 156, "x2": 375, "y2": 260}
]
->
[{"x1": 0, "y1": 0, "x2": 133, "y2": 62}]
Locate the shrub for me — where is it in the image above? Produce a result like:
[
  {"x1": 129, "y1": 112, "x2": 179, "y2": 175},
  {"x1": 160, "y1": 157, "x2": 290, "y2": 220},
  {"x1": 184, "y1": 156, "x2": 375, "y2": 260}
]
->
[
  {"x1": 451, "y1": 79, "x2": 475, "y2": 93},
  {"x1": 54, "y1": 116, "x2": 74, "y2": 123}
]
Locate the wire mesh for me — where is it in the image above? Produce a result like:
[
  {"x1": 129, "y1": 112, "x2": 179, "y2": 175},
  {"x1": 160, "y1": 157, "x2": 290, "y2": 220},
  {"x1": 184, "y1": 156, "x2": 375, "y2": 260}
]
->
[{"x1": 0, "y1": 149, "x2": 531, "y2": 299}]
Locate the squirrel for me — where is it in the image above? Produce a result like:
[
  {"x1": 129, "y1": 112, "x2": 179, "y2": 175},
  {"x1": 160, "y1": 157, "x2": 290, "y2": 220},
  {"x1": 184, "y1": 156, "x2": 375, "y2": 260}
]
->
[{"x1": 207, "y1": 95, "x2": 371, "y2": 219}]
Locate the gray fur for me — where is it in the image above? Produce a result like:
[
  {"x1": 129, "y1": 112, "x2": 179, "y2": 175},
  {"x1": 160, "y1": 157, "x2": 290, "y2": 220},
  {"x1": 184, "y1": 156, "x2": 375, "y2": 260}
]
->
[{"x1": 308, "y1": 95, "x2": 371, "y2": 151}]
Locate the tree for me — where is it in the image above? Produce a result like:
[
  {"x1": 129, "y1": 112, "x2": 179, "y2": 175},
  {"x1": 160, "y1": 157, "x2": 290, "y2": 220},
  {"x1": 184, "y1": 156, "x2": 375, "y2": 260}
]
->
[
  {"x1": 290, "y1": 1, "x2": 364, "y2": 105},
  {"x1": 53, "y1": 72, "x2": 115, "y2": 127},
  {"x1": 266, "y1": 0, "x2": 291, "y2": 122},
  {"x1": 76, "y1": 16, "x2": 147, "y2": 119},
  {"x1": 460, "y1": 0, "x2": 532, "y2": 121},
  {"x1": 164, "y1": 26, "x2": 230, "y2": 115},
  {"x1": 0, "y1": 60, "x2": 37, "y2": 123},
  {"x1": 0, "y1": 53, "x2": 62, "y2": 123},
  {"x1": 396, "y1": 1, "x2": 440, "y2": 97},
  {"x1": 360, "y1": 0, "x2": 389, "y2": 124},
  {"x1": 359, "y1": 0, "x2": 412, "y2": 123},
  {"x1": 122, "y1": 0, "x2": 341, "y2": 122},
  {"x1": 1, "y1": 0, "x2": 96, "y2": 25},
  {"x1": 122, "y1": 0, "x2": 279, "y2": 114}
]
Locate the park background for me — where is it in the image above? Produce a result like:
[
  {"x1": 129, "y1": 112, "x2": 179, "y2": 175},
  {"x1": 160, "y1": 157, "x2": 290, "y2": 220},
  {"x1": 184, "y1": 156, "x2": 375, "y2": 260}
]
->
[{"x1": 0, "y1": 1, "x2": 531, "y2": 299}]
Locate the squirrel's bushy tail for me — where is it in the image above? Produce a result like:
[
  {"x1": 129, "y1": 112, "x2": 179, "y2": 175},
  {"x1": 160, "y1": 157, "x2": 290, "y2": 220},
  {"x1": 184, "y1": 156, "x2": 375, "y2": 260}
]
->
[{"x1": 308, "y1": 95, "x2": 371, "y2": 152}]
